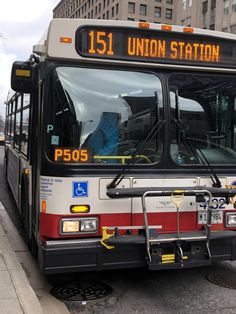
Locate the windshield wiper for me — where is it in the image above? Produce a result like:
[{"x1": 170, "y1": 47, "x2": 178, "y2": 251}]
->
[
  {"x1": 107, "y1": 92, "x2": 165, "y2": 189},
  {"x1": 172, "y1": 90, "x2": 221, "y2": 188}
]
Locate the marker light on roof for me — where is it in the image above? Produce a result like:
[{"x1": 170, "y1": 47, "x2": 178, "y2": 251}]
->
[
  {"x1": 183, "y1": 27, "x2": 194, "y2": 33},
  {"x1": 138, "y1": 22, "x2": 150, "y2": 29},
  {"x1": 60, "y1": 37, "x2": 72, "y2": 43},
  {"x1": 161, "y1": 25, "x2": 172, "y2": 31}
]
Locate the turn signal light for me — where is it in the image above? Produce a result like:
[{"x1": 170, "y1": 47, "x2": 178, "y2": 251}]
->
[
  {"x1": 70, "y1": 205, "x2": 90, "y2": 213},
  {"x1": 15, "y1": 69, "x2": 31, "y2": 77},
  {"x1": 24, "y1": 168, "x2": 30, "y2": 175}
]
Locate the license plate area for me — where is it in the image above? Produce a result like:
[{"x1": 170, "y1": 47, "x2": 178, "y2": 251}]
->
[
  {"x1": 197, "y1": 197, "x2": 225, "y2": 224},
  {"x1": 198, "y1": 210, "x2": 223, "y2": 224}
]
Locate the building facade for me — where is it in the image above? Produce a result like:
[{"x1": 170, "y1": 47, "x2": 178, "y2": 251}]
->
[
  {"x1": 53, "y1": 0, "x2": 236, "y2": 33},
  {"x1": 177, "y1": 0, "x2": 236, "y2": 33},
  {"x1": 53, "y1": 0, "x2": 176, "y2": 25}
]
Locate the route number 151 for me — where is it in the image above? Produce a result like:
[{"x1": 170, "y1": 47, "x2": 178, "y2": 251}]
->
[{"x1": 88, "y1": 31, "x2": 114, "y2": 55}]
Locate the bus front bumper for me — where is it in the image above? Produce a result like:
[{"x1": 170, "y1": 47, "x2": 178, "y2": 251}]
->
[{"x1": 40, "y1": 235, "x2": 236, "y2": 274}]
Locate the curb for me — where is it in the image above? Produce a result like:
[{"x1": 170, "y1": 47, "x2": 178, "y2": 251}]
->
[{"x1": 0, "y1": 201, "x2": 43, "y2": 314}]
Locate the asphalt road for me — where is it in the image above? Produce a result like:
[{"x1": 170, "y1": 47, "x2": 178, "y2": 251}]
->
[{"x1": 0, "y1": 145, "x2": 235, "y2": 314}]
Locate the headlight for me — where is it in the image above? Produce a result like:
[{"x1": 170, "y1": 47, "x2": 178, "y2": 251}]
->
[
  {"x1": 225, "y1": 212, "x2": 236, "y2": 227},
  {"x1": 61, "y1": 219, "x2": 80, "y2": 233},
  {"x1": 80, "y1": 218, "x2": 98, "y2": 232},
  {"x1": 60, "y1": 217, "x2": 98, "y2": 234}
]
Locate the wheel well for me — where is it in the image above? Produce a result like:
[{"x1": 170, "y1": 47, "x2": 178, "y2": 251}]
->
[
  {"x1": 20, "y1": 177, "x2": 26, "y2": 214},
  {"x1": 20, "y1": 174, "x2": 38, "y2": 256},
  {"x1": 20, "y1": 174, "x2": 29, "y2": 216}
]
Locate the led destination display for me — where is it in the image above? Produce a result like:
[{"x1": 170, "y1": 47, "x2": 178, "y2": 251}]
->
[{"x1": 76, "y1": 26, "x2": 236, "y2": 67}]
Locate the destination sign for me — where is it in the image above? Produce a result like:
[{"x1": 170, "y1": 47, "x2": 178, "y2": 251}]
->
[{"x1": 75, "y1": 27, "x2": 236, "y2": 67}]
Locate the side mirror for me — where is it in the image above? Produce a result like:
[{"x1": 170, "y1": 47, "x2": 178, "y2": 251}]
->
[{"x1": 11, "y1": 61, "x2": 38, "y2": 93}]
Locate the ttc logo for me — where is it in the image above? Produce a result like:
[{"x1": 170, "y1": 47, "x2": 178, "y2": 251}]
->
[{"x1": 72, "y1": 181, "x2": 88, "y2": 197}]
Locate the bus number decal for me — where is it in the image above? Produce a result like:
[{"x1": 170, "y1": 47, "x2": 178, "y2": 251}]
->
[
  {"x1": 54, "y1": 148, "x2": 89, "y2": 163},
  {"x1": 198, "y1": 198, "x2": 225, "y2": 210}
]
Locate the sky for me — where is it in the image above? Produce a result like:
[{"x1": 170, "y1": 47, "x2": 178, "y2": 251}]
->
[{"x1": 0, "y1": 0, "x2": 59, "y2": 117}]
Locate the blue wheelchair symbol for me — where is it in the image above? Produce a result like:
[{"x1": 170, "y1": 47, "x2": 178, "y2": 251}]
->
[{"x1": 72, "y1": 181, "x2": 88, "y2": 197}]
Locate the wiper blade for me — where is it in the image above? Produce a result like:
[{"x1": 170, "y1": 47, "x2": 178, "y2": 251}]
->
[
  {"x1": 107, "y1": 119, "x2": 165, "y2": 189},
  {"x1": 107, "y1": 92, "x2": 165, "y2": 189},
  {"x1": 172, "y1": 90, "x2": 221, "y2": 188}
]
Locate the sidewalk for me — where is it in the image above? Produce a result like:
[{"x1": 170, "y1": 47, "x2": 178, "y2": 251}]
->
[{"x1": 0, "y1": 201, "x2": 43, "y2": 314}]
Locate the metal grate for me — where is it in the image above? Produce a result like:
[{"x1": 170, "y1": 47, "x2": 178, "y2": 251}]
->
[
  {"x1": 51, "y1": 281, "x2": 113, "y2": 301},
  {"x1": 206, "y1": 271, "x2": 236, "y2": 290}
]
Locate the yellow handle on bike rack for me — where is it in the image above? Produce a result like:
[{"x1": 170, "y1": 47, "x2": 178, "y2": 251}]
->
[{"x1": 171, "y1": 191, "x2": 184, "y2": 208}]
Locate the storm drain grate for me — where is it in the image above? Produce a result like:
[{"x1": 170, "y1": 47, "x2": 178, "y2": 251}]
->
[
  {"x1": 206, "y1": 271, "x2": 236, "y2": 290},
  {"x1": 51, "y1": 281, "x2": 113, "y2": 301}
]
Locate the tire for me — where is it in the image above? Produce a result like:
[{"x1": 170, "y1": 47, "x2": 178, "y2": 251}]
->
[
  {"x1": 21, "y1": 187, "x2": 30, "y2": 246},
  {"x1": 30, "y1": 232, "x2": 38, "y2": 258},
  {"x1": 21, "y1": 186, "x2": 38, "y2": 258},
  {"x1": 4, "y1": 155, "x2": 11, "y2": 190}
]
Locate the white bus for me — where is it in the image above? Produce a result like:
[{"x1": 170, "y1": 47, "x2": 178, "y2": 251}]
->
[{"x1": 5, "y1": 19, "x2": 236, "y2": 273}]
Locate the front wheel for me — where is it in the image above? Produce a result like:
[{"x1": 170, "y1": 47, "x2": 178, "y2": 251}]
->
[
  {"x1": 30, "y1": 232, "x2": 38, "y2": 258},
  {"x1": 21, "y1": 187, "x2": 38, "y2": 257},
  {"x1": 20, "y1": 189, "x2": 30, "y2": 246},
  {"x1": 4, "y1": 155, "x2": 11, "y2": 190}
]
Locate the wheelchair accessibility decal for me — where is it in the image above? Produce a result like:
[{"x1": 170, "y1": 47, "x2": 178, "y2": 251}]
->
[{"x1": 72, "y1": 181, "x2": 88, "y2": 197}]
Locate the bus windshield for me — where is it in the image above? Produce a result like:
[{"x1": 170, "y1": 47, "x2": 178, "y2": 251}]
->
[
  {"x1": 169, "y1": 74, "x2": 236, "y2": 165},
  {"x1": 46, "y1": 67, "x2": 163, "y2": 164}
]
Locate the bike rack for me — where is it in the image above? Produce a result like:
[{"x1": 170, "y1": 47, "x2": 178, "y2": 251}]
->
[
  {"x1": 141, "y1": 189, "x2": 213, "y2": 264},
  {"x1": 106, "y1": 185, "x2": 236, "y2": 267}
]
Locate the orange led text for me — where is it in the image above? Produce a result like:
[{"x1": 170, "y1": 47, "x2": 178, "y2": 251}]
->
[
  {"x1": 54, "y1": 148, "x2": 89, "y2": 163},
  {"x1": 127, "y1": 37, "x2": 220, "y2": 62}
]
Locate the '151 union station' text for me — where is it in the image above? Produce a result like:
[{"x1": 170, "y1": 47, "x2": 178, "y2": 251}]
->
[{"x1": 127, "y1": 37, "x2": 220, "y2": 62}]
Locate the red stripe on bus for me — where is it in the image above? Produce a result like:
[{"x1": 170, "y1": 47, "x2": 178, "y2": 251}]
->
[{"x1": 39, "y1": 212, "x2": 199, "y2": 240}]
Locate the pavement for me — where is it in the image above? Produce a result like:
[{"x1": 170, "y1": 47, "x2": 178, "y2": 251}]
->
[
  {"x1": 0, "y1": 200, "x2": 43, "y2": 314},
  {"x1": 0, "y1": 145, "x2": 69, "y2": 314}
]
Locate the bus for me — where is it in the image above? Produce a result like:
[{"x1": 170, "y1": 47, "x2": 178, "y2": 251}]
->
[{"x1": 5, "y1": 19, "x2": 236, "y2": 274}]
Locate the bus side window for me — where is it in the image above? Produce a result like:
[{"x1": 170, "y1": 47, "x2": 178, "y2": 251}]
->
[
  {"x1": 21, "y1": 94, "x2": 30, "y2": 156},
  {"x1": 21, "y1": 108, "x2": 29, "y2": 155}
]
